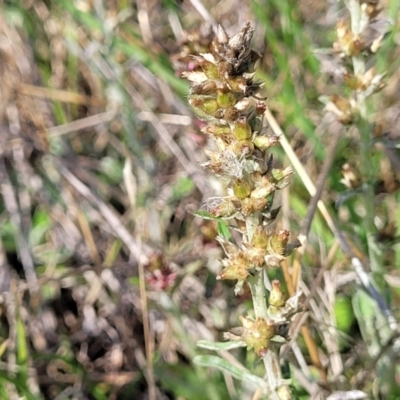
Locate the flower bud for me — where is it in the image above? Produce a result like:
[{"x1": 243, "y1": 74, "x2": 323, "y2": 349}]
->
[
  {"x1": 250, "y1": 181, "x2": 274, "y2": 199},
  {"x1": 227, "y1": 76, "x2": 248, "y2": 93},
  {"x1": 271, "y1": 166, "x2": 293, "y2": 183},
  {"x1": 210, "y1": 198, "x2": 238, "y2": 218},
  {"x1": 239, "y1": 316, "x2": 276, "y2": 356},
  {"x1": 264, "y1": 254, "x2": 284, "y2": 268},
  {"x1": 217, "y1": 88, "x2": 237, "y2": 109},
  {"x1": 325, "y1": 94, "x2": 356, "y2": 125},
  {"x1": 217, "y1": 61, "x2": 233, "y2": 79},
  {"x1": 217, "y1": 264, "x2": 249, "y2": 281},
  {"x1": 271, "y1": 166, "x2": 293, "y2": 190},
  {"x1": 196, "y1": 57, "x2": 219, "y2": 79},
  {"x1": 190, "y1": 80, "x2": 217, "y2": 95},
  {"x1": 228, "y1": 140, "x2": 254, "y2": 158},
  {"x1": 246, "y1": 247, "x2": 266, "y2": 267},
  {"x1": 189, "y1": 97, "x2": 219, "y2": 116},
  {"x1": 233, "y1": 116, "x2": 252, "y2": 140},
  {"x1": 221, "y1": 106, "x2": 240, "y2": 121},
  {"x1": 218, "y1": 251, "x2": 250, "y2": 281},
  {"x1": 233, "y1": 178, "x2": 252, "y2": 199},
  {"x1": 253, "y1": 135, "x2": 280, "y2": 151},
  {"x1": 251, "y1": 197, "x2": 269, "y2": 212},
  {"x1": 240, "y1": 198, "x2": 253, "y2": 216},
  {"x1": 335, "y1": 19, "x2": 362, "y2": 56},
  {"x1": 268, "y1": 280, "x2": 286, "y2": 308},
  {"x1": 250, "y1": 226, "x2": 269, "y2": 248},
  {"x1": 269, "y1": 230, "x2": 290, "y2": 255},
  {"x1": 202, "y1": 123, "x2": 232, "y2": 136}
]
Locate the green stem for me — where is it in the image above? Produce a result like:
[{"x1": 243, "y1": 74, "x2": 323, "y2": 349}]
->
[
  {"x1": 358, "y1": 114, "x2": 382, "y2": 273},
  {"x1": 347, "y1": 0, "x2": 383, "y2": 273},
  {"x1": 248, "y1": 272, "x2": 268, "y2": 320}
]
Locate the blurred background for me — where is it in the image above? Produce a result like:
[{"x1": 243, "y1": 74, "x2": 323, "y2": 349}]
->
[{"x1": 0, "y1": 0, "x2": 400, "y2": 399}]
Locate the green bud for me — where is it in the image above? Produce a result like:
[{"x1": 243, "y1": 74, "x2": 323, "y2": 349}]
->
[
  {"x1": 250, "y1": 226, "x2": 269, "y2": 248},
  {"x1": 197, "y1": 58, "x2": 219, "y2": 79},
  {"x1": 240, "y1": 316, "x2": 276, "y2": 357},
  {"x1": 233, "y1": 179, "x2": 251, "y2": 199},
  {"x1": 189, "y1": 97, "x2": 219, "y2": 116},
  {"x1": 203, "y1": 123, "x2": 232, "y2": 136},
  {"x1": 210, "y1": 199, "x2": 238, "y2": 217},
  {"x1": 253, "y1": 135, "x2": 279, "y2": 151},
  {"x1": 217, "y1": 89, "x2": 237, "y2": 109},
  {"x1": 268, "y1": 280, "x2": 286, "y2": 308},
  {"x1": 218, "y1": 252, "x2": 250, "y2": 281},
  {"x1": 246, "y1": 247, "x2": 266, "y2": 267},
  {"x1": 233, "y1": 116, "x2": 252, "y2": 140},
  {"x1": 269, "y1": 230, "x2": 290, "y2": 255},
  {"x1": 228, "y1": 140, "x2": 254, "y2": 157},
  {"x1": 271, "y1": 166, "x2": 293, "y2": 183}
]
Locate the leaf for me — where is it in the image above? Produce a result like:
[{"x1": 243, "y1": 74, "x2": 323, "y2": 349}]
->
[
  {"x1": 192, "y1": 210, "x2": 220, "y2": 220},
  {"x1": 196, "y1": 340, "x2": 246, "y2": 351},
  {"x1": 193, "y1": 210, "x2": 238, "y2": 221},
  {"x1": 154, "y1": 361, "x2": 228, "y2": 400},
  {"x1": 270, "y1": 335, "x2": 287, "y2": 344},
  {"x1": 234, "y1": 280, "x2": 245, "y2": 295},
  {"x1": 217, "y1": 221, "x2": 231, "y2": 239},
  {"x1": 16, "y1": 314, "x2": 28, "y2": 367},
  {"x1": 193, "y1": 355, "x2": 269, "y2": 392}
]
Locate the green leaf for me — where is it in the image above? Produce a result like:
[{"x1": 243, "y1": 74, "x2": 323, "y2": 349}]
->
[
  {"x1": 193, "y1": 355, "x2": 269, "y2": 392},
  {"x1": 192, "y1": 210, "x2": 238, "y2": 221},
  {"x1": 196, "y1": 340, "x2": 246, "y2": 351},
  {"x1": 154, "y1": 361, "x2": 228, "y2": 400},
  {"x1": 192, "y1": 210, "x2": 220, "y2": 220},
  {"x1": 217, "y1": 221, "x2": 231, "y2": 239}
]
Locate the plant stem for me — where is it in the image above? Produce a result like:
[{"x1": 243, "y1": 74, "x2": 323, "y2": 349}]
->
[
  {"x1": 347, "y1": 0, "x2": 383, "y2": 273},
  {"x1": 248, "y1": 272, "x2": 268, "y2": 320}
]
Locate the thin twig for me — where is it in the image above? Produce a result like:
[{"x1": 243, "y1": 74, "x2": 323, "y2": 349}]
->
[
  {"x1": 188, "y1": 0, "x2": 217, "y2": 33},
  {"x1": 0, "y1": 158, "x2": 38, "y2": 299},
  {"x1": 264, "y1": 108, "x2": 396, "y2": 330},
  {"x1": 300, "y1": 134, "x2": 341, "y2": 240},
  {"x1": 58, "y1": 161, "x2": 151, "y2": 265}
]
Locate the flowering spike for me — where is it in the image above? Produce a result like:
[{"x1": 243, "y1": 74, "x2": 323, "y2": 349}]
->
[{"x1": 182, "y1": 26, "x2": 300, "y2": 392}]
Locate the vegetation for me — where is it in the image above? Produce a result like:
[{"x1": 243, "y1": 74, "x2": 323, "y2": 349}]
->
[{"x1": 0, "y1": 0, "x2": 400, "y2": 399}]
